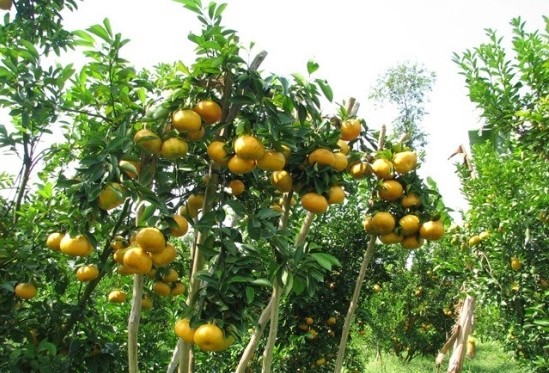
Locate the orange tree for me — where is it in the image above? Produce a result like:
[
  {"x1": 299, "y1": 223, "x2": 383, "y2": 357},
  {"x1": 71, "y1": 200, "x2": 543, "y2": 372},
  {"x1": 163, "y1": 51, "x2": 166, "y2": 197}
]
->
[{"x1": 453, "y1": 17, "x2": 549, "y2": 371}]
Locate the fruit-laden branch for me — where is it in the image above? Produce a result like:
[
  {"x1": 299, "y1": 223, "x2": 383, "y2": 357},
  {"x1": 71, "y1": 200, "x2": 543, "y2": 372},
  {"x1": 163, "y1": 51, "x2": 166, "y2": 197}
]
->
[{"x1": 54, "y1": 200, "x2": 131, "y2": 345}]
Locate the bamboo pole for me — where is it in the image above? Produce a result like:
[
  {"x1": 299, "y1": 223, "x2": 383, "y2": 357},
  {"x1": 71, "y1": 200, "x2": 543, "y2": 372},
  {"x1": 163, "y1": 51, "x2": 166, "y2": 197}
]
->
[
  {"x1": 128, "y1": 274, "x2": 144, "y2": 373},
  {"x1": 447, "y1": 296, "x2": 475, "y2": 373}
]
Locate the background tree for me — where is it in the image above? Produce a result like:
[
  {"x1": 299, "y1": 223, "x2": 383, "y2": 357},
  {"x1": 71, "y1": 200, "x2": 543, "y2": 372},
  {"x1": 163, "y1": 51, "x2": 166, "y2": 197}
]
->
[
  {"x1": 453, "y1": 16, "x2": 549, "y2": 372},
  {"x1": 369, "y1": 62, "x2": 436, "y2": 151}
]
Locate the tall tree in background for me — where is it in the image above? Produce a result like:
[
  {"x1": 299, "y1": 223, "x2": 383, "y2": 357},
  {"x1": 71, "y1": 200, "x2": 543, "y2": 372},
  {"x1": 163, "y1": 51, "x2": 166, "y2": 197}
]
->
[{"x1": 370, "y1": 62, "x2": 436, "y2": 151}]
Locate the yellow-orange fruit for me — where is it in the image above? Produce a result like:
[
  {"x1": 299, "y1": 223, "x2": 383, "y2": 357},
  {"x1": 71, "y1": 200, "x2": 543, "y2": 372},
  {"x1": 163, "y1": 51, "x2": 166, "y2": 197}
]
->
[
  {"x1": 301, "y1": 192, "x2": 328, "y2": 214},
  {"x1": 151, "y1": 243, "x2": 178, "y2": 267},
  {"x1": 76, "y1": 265, "x2": 100, "y2": 282},
  {"x1": 207, "y1": 141, "x2": 228, "y2": 166},
  {"x1": 271, "y1": 170, "x2": 293, "y2": 192},
  {"x1": 327, "y1": 185, "x2": 345, "y2": 204},
  {"x1": 60, "y1": 234, "x2": 93, "y2": 257},
  {"x1": 256, "y1": 150, "x2": 286, "y2": 171},
  {"x1": 193, "y1": 100, "x2": 222, "y2": 124},
  {"x1": 393, "y1": 151, "x2": 417, "y2": 174},
  {"x1": 398, "y1": 214, "x2": 421, "y2": 235},
  {"x1": 228, "y1": 155, "x2": 256, "y2": 174},
  {"x1": 123, "y1": 247, "x2": 153, "y2": 275},
  {"x1": 340, "y1": 119, "x2": 362, "y2": 141},
  {"x1": 308, "y1": 148, "x2": 335, "y2": 167},
  {"x1": 134, "y1": 129, "x2": 162, "y2": 155},
  {"x1": 135, "y1": 227, "x2": 165, "y2": 253},
  {"x1": 46, "y1": 232, "x2": 64, "y2": 251},
  {"x1": 371, "y1": 158, "x2": 394, "y2": 179},
  {"x1": 170, "y1": 215, "x2": 189, "y2": 237},
  {"x1": 172, "y1": 109, "x2": 202, "y2": 132},
  {"x1": 378, "y1": 180, "x2": 404, "y2": 201},
  {"x1": 234, "y1": 135, "x2": 265, "y2": 160},
  {"x1": 371, "y1": 212, "x2": 396, "y2": 235}
]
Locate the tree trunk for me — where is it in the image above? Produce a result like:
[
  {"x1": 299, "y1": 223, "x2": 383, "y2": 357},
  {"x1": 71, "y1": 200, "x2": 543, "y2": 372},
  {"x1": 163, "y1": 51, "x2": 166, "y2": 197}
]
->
[
  {"x1": 447, "y1": 296, "x2": 475, "y2": 373},
  {"x1": 128, "y1": 274, "x2": 144, "y2": 373}
]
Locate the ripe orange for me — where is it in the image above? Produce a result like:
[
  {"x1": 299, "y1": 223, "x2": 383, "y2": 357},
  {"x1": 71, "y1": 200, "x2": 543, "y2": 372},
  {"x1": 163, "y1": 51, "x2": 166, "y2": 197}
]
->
[
  {"x1": 256, "y1": 150, "x2": 286, "y2": 171},
  {"x1": 348, "y1": 161, "x2": 371, "y2": 179},
  {"x1": 162, "y1": 268, "x2": 179, "y2": 282},
  {"x1": 110, "y1": 235, "x2": 127, "y2": 251},
  {"x1": 228, "y1": 179, "x2": 245, "y2": 196},
  {"x1": 108, "y1": 289, "x2": 126, "y2": 303},
  {"x1": 340, "y1": 119, "x2": 362, "y2": 141},
  {"x1": 468, "y1": 235, "x2": 481, "y2": 247},
  {"x1": 169, "y1": 214, "x2": 189, "y2": 237},
  {"x1": 371, "y1": 212, "x2": 396, "y2": 234},
  {"x1": 373, "y1": 284, "x2": 382, "y2": 293},
  {"x1": 479, "y1": 231, "x2": 490, "y2": 241},
  {"x1": 234, "y1": 135, "x2": 265, "y2": 160},
  {"x1": 308, "y1": 148, "x2": 335, "y2": 167},
  {"x1": 46, "y1": 232, "x2": 64, "y2": 251},
  {"x1": 60, "y1": 234, "x2": 93, "y2": 257},
  {"x1": 378, "y1": 232, "x2": 403, "y2": 244},
  {"x1": 398, "y1": 214, "x2": 421, "y2": 235},
  {"x1": 327, "y1": 185, "x2": 345, "y2": 204},
  {"x1": 271, "y1": 170, "x2": 293, "y2": 192},
  {"x1": 172, "y1": 109, "x2": 202, "y2": 132},
  {"x1": 135, "y1": 227, "x2": 165, "y2": 253},
  {"x1": 123, "y1": 247, "x2": 153, "y2": 275},
  {"x1": 363, "y1": 216, "x2": 375, "y2": 234},
  {"x1": 511, "y1": 257, "x2": 521, "y2": 271},
  {"x1": 14, "y1": 283, "x2": 36, "y2": 299},
  {"x1": 332, "y1": 152, "x2": 349, "y2": 172},
  {"x1": 153, "y1": 281, "x2": 171, "y2": 296},
  {"x1": 193, "y1": 323, "x2": 226, "y2": 352},
  {"x1": 134, "y1": 129, "x2": 162, "y2": 155},
  {"x1": 393, "y1": 151, "x2": 417, "y2": 174},
  {"x1": 193, "y1": 100, "x2": 222, "y2": 124},
  {"x1": 113, "y1": 247, "x2": 128, "y2": 264},
  {"x1": 371, "y1": 158, "x2": 394, "y2": 179},
  {"x1": 326, "y1": 316, "x2": 337, "y2": 326},
  {"x1": 151, "y1": 244, "x2": 178, "y2": 267},
  {"x1": 419, "y1": 220, "x2": 444, "y2": 240},
  {"x1": 401, "y1": 193, "x2": 421, "y2": 209},
  {"x1": 141, "y1": 296, "x2": 153, "y2": 310},
  {"x1": 119, "y1": 159, "x2": 141, "y2": 179},
  {"x1": 337, "y1": 139, "x2": 350, "y2": 155},
  {"x1": 160, "y1": 137, "x2": 189, "y2": 159},
  {"x1": 117, "y1": 264, "x2": 137, "y2": 276},
  {"x1": 316, "y1": 357, "x2": 326, "y2": 366},
  {"x1": 97, "y1": 182, "x2": 126, "y2": 210},
  {"x1": 187, "y1": 194, "x2": 205, "y2": 211},
  {"x1": 228, "y1": 155, "x2": 256, "y2": 174},
  {"x1": 170, "y1": 282, "x2": 186, "y2": 296},
  {"x1": 0, "y1": 0, "x2": 13, "y2": 11},
  {"x1": 400, "y1": 234, "x2": 424, "y2": 249},
  {"x1": 378, "y1": 180, "x2": 403, "y2": 201},
  {"x1": 305, "y1": 316, "x2": 314, "y2": 325},
  {"x1": 175, "y1": 318, "x2": 196, "y2": 343},
  {"x1": 186, "y1": 126, "x2": 205, "y2": 141},
  {"x1": 76, "y1": 265, "x2": 100, "y2": 282},
  {"x1": 301, "y1": 192, "x2": 328, "y2": 214},
  {"x1": 207, "y1": 141, "x2": 229, "y2": 166}
]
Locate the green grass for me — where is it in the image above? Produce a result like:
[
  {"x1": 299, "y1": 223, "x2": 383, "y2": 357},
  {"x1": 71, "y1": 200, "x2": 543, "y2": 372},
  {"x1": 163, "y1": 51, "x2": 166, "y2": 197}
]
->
[{"x1": 358, "y1": 340, "x2": 522, "y2": 373}]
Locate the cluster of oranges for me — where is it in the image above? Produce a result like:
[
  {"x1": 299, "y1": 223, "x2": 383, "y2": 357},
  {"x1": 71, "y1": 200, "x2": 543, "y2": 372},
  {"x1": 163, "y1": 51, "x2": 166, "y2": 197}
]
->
[
  {"x1": 174, "y1": 318, "x2": 234, "y2": 352},
  {"x1": 362, "y1": 150, "x2": 444, "y2": 249}
]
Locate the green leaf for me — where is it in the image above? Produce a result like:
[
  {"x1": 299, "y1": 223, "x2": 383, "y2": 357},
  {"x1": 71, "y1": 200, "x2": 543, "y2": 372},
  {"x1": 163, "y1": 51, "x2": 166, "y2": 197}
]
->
[
  {"x1": 251, "y1": 278, "x2": 272, "y2": 287},
  {"x1": 88, "y1": 24, "x2": 112, "y2": 43},
  {"x1": 307, "y1": 60, "x2": 319, "y2": 75},
  {"x1": 245, "y1": 286, "x2": 254, "y2": 304},
  {"x1": 137, "y1": 204, "x2": 157, "y2": 226},
  {"x1": 315, "y1": 79, "x2": 333, "y2": 102},
  {"x1": 310, "y1": 253, "x2": 341, "y2": 271}
]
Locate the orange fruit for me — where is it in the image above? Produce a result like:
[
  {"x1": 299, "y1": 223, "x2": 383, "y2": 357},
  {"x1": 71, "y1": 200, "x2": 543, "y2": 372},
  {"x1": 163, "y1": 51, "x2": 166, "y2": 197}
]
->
[
  {"x1": 97, "y1": 182, "x2": 126, "y2": 210},
  {"x1": 327, "y1": 317, "x2": 337, "y2": 326},
  {"x1": 76, "y1": 265, "x2": 100, "y2": 282},
  {"x1": 378, "y1": 232, "x2": 403, "y2": 244},
  {"x1": 123, "y1": 247, "x2": 153, "y2": 275},
  {"x1": 186, "y1": 126, "x2": 205, "y2": 141},
  {"x1": 327, "y1": 185, "x2": 345, "y2": 204},
  {"x1": 468, "y1": 235, "x2": 481, "y2": 247},
  {"x1": 46, "y1": 232, "x2": 64, "y2": 251},
  {"x1": 108, "y1": 289, "x2": 126, "y2": 303},
  {"x1": 170, "y1": 282, "x2": 186, "y2": 296},
  {"x1": 141, "y1": 296, "x2": 153, "y2": 310},
  {"x1": 378, "y1": 180, "x2": 403, "y2": 201},
  {"x1": 169, "y1": 215, "x2": 189, "y2": 237},
  {"x1": 135, "y1": 227, "x2": 165, "y2": 253},
  {"x1": 117, "y1": 264, "x2": 137, "y2": 276},
  {"x1": 175, "y1": 318, "x2": 196, "y2": 343},
  {"x1": 401, "y1": 234, "x2": 424, "y2": 249},
  {"x1": 193, "y1": 100, "x2": 222, "y2": 124},
  {"x1": 193, "y1": 323, "x2": 226, "y2": 352},
  {"x1": 308, "y1": 148, "x2": 335, "y2": 167},
  {"x1": 110, "y1": 235, "x2": 127, "y2": 251},
  {"x1": 363, "y1": 216, "x2": 375, "y2": 234},
  {"x1": 301, "y1": 192, "x2": 328, "y2": 214},
  {"x1": 228, "y1": 179, "x2": 245, "y2": 196},
  {"x1": 151, "y1": 244, "x2": 178, "y2": 267},
  {"x1": 153, "y1": 281, "x2": 171, "y2": 296},
  {"x1": 228, "y1": 155, "x2": 256, "y2": 174},
  {"x1": 401, "y1": 193, "x2": 421, "y2": 208},
  {"x1": 340, "y1": 119, "x2": 362, "y2": 141},
  {"x1": 14, "y1": 283, "x2": 36, "y2": 299},
  {"x1": 511, "y1": 257, "x2": 521, "y2": 271},
  {"x1": 119, "y1": 159, "x2": 141, "y2": 179},
  {"x1": 134, "y1": 129, "x2": 162, "y2": 155},
  {"x1": 113, "y1": 247, "x2": 128, "y2": 264},
  {"x1": 234, "y1": 135, "x2": 265, "y2": 160},
  {"x1": 187, "y1": 194, "x2": 205, "y2": 211},
  {"x1": 162, "y1": 268, "x2": 179, "y2": 282},
  {"x1": 371, "y1": 212, "x2": 396, "y2": 234},
  {"x1": 337, "y1": 139, "x2": 350, "y2": 155},
  {"x1": 256, "y1": 150, "x2": 286, "y2": 171},
  {"x1": 373, "y1": 284, "x2": 382, "y2": 293},
  {"x1": 60, "y1": 234, "x2": 93, "y2": 257},
  {"x1": 398, "y1": 214, "x2": 421, "y2": 235},
  {"x1": 305, "y1": 316, "x2": 314, "y2": 325},
  {"x1": 332, "y1": 152, "x2": 348, "y2": 172},
  {"x1": 371, "y1": 159, "x2": 394, "y2": 179},
  {"x1": 160, "y1": 137, "x2": 189, "y2": 159},
  {"x1": 271, "y1": 170, "x2": 293, "y2": 192},
  {"x1": 0, "y1": 0, "x2": 13, "y2": 11},
  {"x1": 419, "y1": 220, "x2": 444, "y2": 240},
  {"x1": 207, "y1": 141, "x2": 229, "y2": 166},
  {"x1": 172, "y1": 109, "x2": 202, "y2": 132},
  {"x1": 348, "y1": 161, "x2": 371, "y2": 179},
  {"x1": 393, "y1": 151, "x2": 417, "y2": 174}
]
